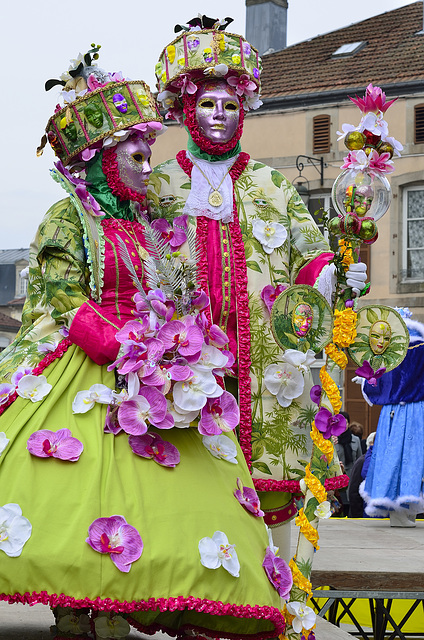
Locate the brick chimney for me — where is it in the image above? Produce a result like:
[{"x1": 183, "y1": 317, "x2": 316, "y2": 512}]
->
[{"x1": 245, "y1": 0, "x2": 288, "y2": 55}]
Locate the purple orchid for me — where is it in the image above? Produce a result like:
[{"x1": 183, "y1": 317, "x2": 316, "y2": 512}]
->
[
  {"x1": 158, "y1": 318, "x2": 204, "y2": 358},
  {"x1": 118, "y1": 386, "x2": 173, "y2": 435},
  {"x1": 355, "y1": 360, "x2": 386, "y2": 386},
  {"x1": 104, "y1": 405, "x2": 122, "y2": 435},
  {"x1": 310, "y1": 385, "x2": 322, "y2": 406},
  {"x1": 261, "y1": 284, "x2": 288, "y2": 314},
  {"x1": 173, "y1": 73, "x2": 197, "y2": 95},
  {"x1": 234, "y1": 478, "x2": 264, "y2": 517},
  {"x1": 0, "y1": 383, "x2": 16, "y2": 405},
  {"x1": 11, "y1": 367, "x2": 33, "y2": 387},
  {"x1": 191, "y1": 290, "x2": 209, "y2": 311},
  {"x1": 195, "y1": 313, "x2": 228, "y2": 348},
  {"x1": 151, "y1": 218, "x2": 187, "y2": 251},
  {"x1": 86, "y1": 515, "x2": 143, "y2": 573},
  {"x1": 54, "y1": 160, "x2": 86, "y2": 187},
  {"x1": 75, "y1": 184, "x2": 102, "y2": 216},
  {"x1": 26, "y1": 428, "x2": 83, "y2": 461},
  {"x1": 198, "y1": 391, "x2": 240, "y2": 435},
  {"x1": 314, "y1": 407, "x2": 347, "y2": 440},
  {"x1": 262, "y1": 547, "x2": 293, "y2": 599},
  {"x1": 227, "y1": 73, "x2": 256, "y2": 97},
  {"x1": 133, "y1": 289, "x2": 175, "y2": 322},
  {"x1": 142, "y1": 361, "x2": 193, "y2": 393},
  {"x1": 128, "y1": 432, "x2": 180, "y2": 467}
]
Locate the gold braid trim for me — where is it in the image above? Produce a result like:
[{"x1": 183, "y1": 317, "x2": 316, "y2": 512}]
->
[
  {"x1": 319, "y1": 366, "x2": 342, "y2": 414},
  {"x1": 325, "y1": 342, "x2": 348, "y2": 369},
  {"x1": 295, "y1": 508, "x2": 319, "y2": 550},
  {"x1": 311, "y1": 423, "x2": 334, "y2": 462},
  {"x1": 289, "y1": 557, "x2": 313, "y2": 598},
  {"x1": 305, "y1": 463, "x2": 327, "y2": 503}
]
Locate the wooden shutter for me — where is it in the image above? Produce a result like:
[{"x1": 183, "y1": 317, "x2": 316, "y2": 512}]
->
[
  {"x1": 313, "y1": 115, "x2": 331, "y2": 154},
  {"x1": 415, "y1": 105, "x2": 424, "y2": 144}
]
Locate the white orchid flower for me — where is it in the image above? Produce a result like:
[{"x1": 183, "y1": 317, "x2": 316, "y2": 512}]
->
[
  {"x1": 199, "y1": 530, "x2": 240, "y2": 577},
  {"x1": 265, "y1": 524, "x2": 279, "y2": 555},
  {"x1": 359, "y1": 112, "x2": 389, "y2": 138},
  {"x1": 243, "y1": 94, "x2": 263, "y2": 111},
  {"x1": 72, "y1": 383, "x2": 114, "y2": 414},
  {"x1": 336, "y1": 122, "x2": 357, "y2": 141},
  {"x1": 0, "y1": 433, "x2": 9, "y2": 456},
  {"x1": 195, "y1": 343, "x2": 229, "y2": 372},
  {"x1": 57, "y1": 612, "x2": 91, "y2": 635},
  {"x1": 204, "y1": 63, "x2": 229, "y2": 77},
  {"x1": 103, "y1": 130, "x2": 130, "y2": 148},
  {"x1": 94, "y1": 613, "x2": 130, "y2": 638},
  {"x1": 202, "y1": 434, "x2": 238, "y2": 464},
  {"x1": 314, "y1": 500, "x2": 332, "y2": 520},
  {"x1": 282, "y1": 349, "x2": 316, "y2": 372},
  {"x1": 157, "y1": 90, "x2": 178, "y2": 109},
  {"x1": 264, "y1": 363, "x2": 304, "y2": 408},
  {"x1": 16, "y1": 375, "x2": 52, "y2": 403},
  {"x1": 167, "y1": 401, "x2": 199, "y2": 428},
  {"x1": 68, "y1": 53, "x2": 85, "y2": 71},
  {"x1": 299, "y1": 478, "x2": 307, "y2": 494},
  {"x1": 173, "y1": 367, "x2": 223, "y2": 412},
  {"x1": 0, "y1": 503, "x2": 32, "y2": 557},
  {"x1": 286, "y1": 601, "x2": 316, "y2": 634},
  {"x1": 382, "y1": 134, "x2": 404, "y2": 157},
  {"x1": 252, "y1": 219, "x2": 287, "y2": 254}
]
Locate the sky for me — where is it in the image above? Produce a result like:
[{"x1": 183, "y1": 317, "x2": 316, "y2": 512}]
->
[{"x1": 0, "y1": 0, "x2": 415, "y2": 249}]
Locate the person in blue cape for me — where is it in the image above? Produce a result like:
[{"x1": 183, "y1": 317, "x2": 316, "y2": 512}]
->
[{"x1": 360, "y1": 308, "x2": 424, "y2": 526}]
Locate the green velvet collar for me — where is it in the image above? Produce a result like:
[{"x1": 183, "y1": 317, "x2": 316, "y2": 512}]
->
[{"x1": 85, "y1": 151, "x2": 134, "y2": 221}]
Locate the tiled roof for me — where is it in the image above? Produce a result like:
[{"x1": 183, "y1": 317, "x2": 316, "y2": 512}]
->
[
  {"x1": 261, "y1": 2, "x2": 424, "y2": 100},
  {"x1": 0, "y1": 248, "x2": 29, "y2": 264},
  {"x1": 0, "y1": 312, "x2": 21, "y2": 330}
]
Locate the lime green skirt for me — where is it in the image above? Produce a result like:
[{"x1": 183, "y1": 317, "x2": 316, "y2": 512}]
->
[{"x1": 0, "y1": 344, "x2": 283, "y2": 638}]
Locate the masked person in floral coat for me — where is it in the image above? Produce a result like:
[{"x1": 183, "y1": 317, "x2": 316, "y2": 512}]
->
[
  {"x1": 0, "y1": 47, "x2": 286, "y2": 640},
  {"x1": 150, "y1": 16, "x2": 367, "y2": 560}
]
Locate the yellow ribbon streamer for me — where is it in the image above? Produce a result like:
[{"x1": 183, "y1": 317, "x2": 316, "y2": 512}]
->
[{"x1": 295, "y1": 508, "x2": 320, "y2": 550}]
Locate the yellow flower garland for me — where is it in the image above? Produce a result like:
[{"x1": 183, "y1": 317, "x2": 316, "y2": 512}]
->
[
  {"x1": 333, "y1": 308, "x2": 358, "y2": 348},
  {"x1": 304, "y1": 463, "x2": 327, "y2": 504},
  {"x1": 319, "y1": 366, "x2": 342, "y2": 415},
  {"x1": 310, "y1": 423, "x2": 334, "y2": 462},
  {"x1": 289, "y1": 557, "x2": 313, "y2": 598},
  {"x1": 295, "y1": 508, "x2": 320, "y2": 550},
  {"x1": 339, "y1": 238, "x2": 354, "y2": 269},
  {"x1": 325, "y1": 342, "x2": 348, "y2": 369}
]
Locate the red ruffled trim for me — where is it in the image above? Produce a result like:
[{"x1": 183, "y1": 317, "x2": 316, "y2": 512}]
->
[
  {"x1": 102, "y1": 147, "x2": 147, "y2": 207},
  {"x1": 253, "y1": 474, "x2": 349, "y2": 493},
  {"x1": 0, "y1": 338, "x2": 72, "y2": 417},
  {"x1": 182, "y1": 92, "x2": 245, "y2": 155},
  {"x1": 0, "y1": 592, "x2": 284, "y2": 639}
]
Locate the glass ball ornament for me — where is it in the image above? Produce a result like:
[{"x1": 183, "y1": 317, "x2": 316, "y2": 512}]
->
[
  {"x1": 331, "y1": 169, "x2": 392, "y2": 222},
  {"x1": 344, "y1": 131, "x2": 366, "y2": 151}
]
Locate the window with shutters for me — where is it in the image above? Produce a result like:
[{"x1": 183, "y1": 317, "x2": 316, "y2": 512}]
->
[
  {"x1": 415, "y1": 105, "x2": 424, "y2": 144},
  {"x1": 313, "y1": 115, "x2": 331, "y2": 154},
  {"x1": 402, "y1": 186, "x2": 424, "y2": 281}
]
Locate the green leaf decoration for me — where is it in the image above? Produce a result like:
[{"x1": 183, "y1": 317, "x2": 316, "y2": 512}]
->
[
  {"x1": 252, "y1": 461, "x2": 272, "y2": 475},
  {"x1": 304, "y1": 497, "x2": 319, "y2": 521},
  {"x1": 252, "y1": 162, "x2": 266, "y2": 171},
  {"x1": 366, "y1": 308, "x2": 379, "y2": 324},
  {"x1": 245, "y1": 260, "x2": 263, "y2": 273},
  {"x1": 271, "y1": 170, "x2": 284, "y2": 188},
  {"x1": 180, "y1": 182, "x2": 192, "y2": 189}
]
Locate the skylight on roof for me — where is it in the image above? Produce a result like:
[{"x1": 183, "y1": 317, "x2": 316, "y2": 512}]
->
[{"x1": 332, "y1": 41, "x2": 367, "y2": 57}]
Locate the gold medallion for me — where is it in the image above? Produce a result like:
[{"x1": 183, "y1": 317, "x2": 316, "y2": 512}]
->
[{"x1": 208, "y1": 190, "x2": 223, "y2": 207}]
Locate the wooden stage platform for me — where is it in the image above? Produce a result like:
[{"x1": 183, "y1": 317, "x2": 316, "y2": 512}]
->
[{"x1": 292, "y1": 518, "x2": 424, "y2": 639}]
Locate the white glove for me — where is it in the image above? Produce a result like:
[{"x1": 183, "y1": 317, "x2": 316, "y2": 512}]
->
[
  {"x1": 317, "y1": 263, "x2": 338, "y2": 305},
  {"x1": 351, "y1": 376, "x2": 365, "y2": 385},
  {"x1": 345, "y1": 262, "x2": 367, "y2": 296}
]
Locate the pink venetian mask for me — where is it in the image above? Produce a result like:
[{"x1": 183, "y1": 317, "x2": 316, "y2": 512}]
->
[{"x1": 195, "y1": 81, "x2": 240, "y2": 144}]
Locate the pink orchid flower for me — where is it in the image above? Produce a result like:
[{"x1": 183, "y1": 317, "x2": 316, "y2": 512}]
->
[
  {"x1": 314, "y1": 407, "x2": 347, "y2": 440},
  {"x1": 27, "y1": 428, "x2": 83, "y2": 461},
  {"x1": 234, "y1": 478, "x2": 264, "y2": 517},
  {"x1": 261, "y1": 284, "x2": 288, "y2": 314},
  {"x1": 368, "y1": 149, "x2": 395, "y2": 176},
  {"x1": 158, "y1": 318, "x2": 204, "y2": 357},
  {"x1": 129, "y1": 432, "x2": 180, "y2": 467},
  {"x1": 173, "y1": 73, "x2": 197, "y2": 95},
  {"x1": 118, "y1": 386, "x2": 173, "y2": 435},
  {"x1": 349, "y1": 83, "x2": 397, "y2": 114},
  {"x1": 198, "y1": 390, "x2": 240, "y2": 435},
  {"x1": 191, "y1": 289, "x2": 209, "y2": 311},
  {"x1": 75, "y1": 184, "x2": 102, "y2": 216},
  {"x1": 142, "y1": 360, "x2": 193, "y2": 393},
  {"x1": 151, "y1": 216, "x2": 187, "y2": 250},
  {"x1": 227, "y1": 73, "x2": 256, "y2": 97},
  {"x1": 355, "y1": 360, "x2": 386, "y2": 386},
  {"x1": 86, "y1": 515, "x2": 143, "y2": 573},
  {"x1": 0, "y1": 383, "x2": 15, "y2": 405},
  {"x1": 262, "y1": 546, "x2": 293, "y2": 599}
]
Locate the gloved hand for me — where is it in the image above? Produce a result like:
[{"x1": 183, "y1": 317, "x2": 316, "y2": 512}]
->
[
  {"x1": 351, "y1": 376, "x2": 365, "y2": 385},
  {"x1": 345, "y1": 262, "x2": 367, "y2": 296}
]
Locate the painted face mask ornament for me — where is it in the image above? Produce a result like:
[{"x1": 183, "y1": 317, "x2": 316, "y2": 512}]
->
[
  {"x1": 292, "y1": 303, "x2": 314, "y2": 338},
  {"x1": 369, "y1": 321, "x2": 391, "y2": 354},
  {"x1": 103, "y1": 135, "x2": 152, "y2": 205},
  {"x1": 195, "y1": 81, "x2": 240, "y2": 145},
  {"x1": 113, "y1": 93, "x2": 128, "y2": 114},
  {"x1": 85, "y1": 103, "x2": 104, "y2": 128}
]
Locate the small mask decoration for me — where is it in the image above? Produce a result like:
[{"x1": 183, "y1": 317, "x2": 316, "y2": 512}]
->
[
  {"x1": 369, "y1": 320, "x2": 391, "y2": 355},
  {"x1": 112, "y1": 93, "x2": 128, "y2": 114},
  {"x1": 292, "y1": 303, "x2": 313, "y2": 338},
  {"x1": 84, "y1": 103, "x2": 104, "y2": 128}
]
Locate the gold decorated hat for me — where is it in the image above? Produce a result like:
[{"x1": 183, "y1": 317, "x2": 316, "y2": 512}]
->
[{"x1": 38, "y1": 45, "x2": 163, "y2": 166}]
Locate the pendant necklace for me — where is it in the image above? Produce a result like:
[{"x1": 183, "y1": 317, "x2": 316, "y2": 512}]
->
[{"x1": 190, "y1": 158, "x2": 234, "y2": 208}]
